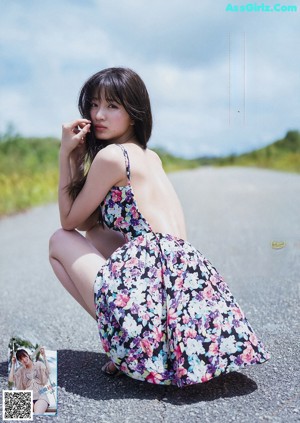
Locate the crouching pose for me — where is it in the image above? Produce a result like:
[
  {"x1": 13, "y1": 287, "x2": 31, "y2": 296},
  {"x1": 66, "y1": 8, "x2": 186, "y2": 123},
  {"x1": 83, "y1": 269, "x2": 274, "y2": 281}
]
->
[
  {"x1": 49, "y1": 67, "x2": 270, "y2": 387},
  {"x1": 9, "y1": 348, "x2": 50, "y2": 413}
]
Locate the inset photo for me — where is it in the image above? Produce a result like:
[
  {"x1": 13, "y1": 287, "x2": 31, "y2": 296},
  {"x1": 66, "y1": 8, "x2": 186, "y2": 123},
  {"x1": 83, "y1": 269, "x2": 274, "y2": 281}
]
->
[{"x1": 7, "y1": 337, "x2": 57, "y2": 417}]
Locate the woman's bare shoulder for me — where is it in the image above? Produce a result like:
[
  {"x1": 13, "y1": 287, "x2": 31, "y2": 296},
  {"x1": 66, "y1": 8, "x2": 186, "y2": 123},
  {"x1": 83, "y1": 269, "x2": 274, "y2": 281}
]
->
[
  {"x1": 94, "y1": 144, "x2": 124, "y2": 163},
  {"x1": 146, "y1": 148, "x2": 162, "y2": 165},
  {"x1": 91, "y1": 144, "x2": 129, "y2": 186},
  {"x1": 92, "y1": 144, "x2": 126, "y2": 176}
]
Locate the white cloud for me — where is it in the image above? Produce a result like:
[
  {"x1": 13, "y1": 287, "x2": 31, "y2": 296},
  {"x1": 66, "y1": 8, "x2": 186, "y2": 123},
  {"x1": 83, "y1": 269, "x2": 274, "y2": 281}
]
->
[{"x1": 0, "y1": 0, "x2": 299, "y2": 157}]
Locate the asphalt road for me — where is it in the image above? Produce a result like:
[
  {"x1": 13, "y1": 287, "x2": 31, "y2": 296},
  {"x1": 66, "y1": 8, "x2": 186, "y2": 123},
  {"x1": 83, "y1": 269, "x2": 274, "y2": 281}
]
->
[{"x1": 0, "y1": 166, "x2": 299, "y2": 423}]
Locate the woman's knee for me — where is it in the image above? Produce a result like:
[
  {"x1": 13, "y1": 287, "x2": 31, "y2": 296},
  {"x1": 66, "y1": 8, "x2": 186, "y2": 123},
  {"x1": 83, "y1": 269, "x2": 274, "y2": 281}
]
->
[
  {"x1": 33, "y1": 399, "x2": 48, "y2": 414},
  {"x1": 49, "y1": 228, "x2": 76, "y2": 258}
]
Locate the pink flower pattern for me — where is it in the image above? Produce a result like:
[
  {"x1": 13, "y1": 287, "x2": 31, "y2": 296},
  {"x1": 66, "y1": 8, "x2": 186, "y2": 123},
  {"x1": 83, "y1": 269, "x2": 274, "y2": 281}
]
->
[{"x1": 94, "y1": 144, "x2": 270, "y2": 387}]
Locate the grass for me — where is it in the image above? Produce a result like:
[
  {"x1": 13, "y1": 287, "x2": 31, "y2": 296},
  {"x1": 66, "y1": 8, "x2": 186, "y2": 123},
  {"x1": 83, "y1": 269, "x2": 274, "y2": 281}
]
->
[
  {"x1": 0, "y1": 136, "x2": 200, "y2": 216},
  {"x1": 153, "y1": 147, "x2": 203, "y2": 172},
  {"x1": 213, "y1": 130, "x2": 300, "y2": 173},
  {"x1": 1, "y1": 130, "x2": 299, "y2": 216},
  {"x1": 0, "y1": 136, "x2": 60, "y2": 216}
]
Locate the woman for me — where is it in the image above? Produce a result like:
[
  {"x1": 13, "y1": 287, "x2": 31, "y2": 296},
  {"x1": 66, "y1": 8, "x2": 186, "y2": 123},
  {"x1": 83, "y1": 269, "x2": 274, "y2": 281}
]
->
[
  {"x1": 49, "y1": 67, "x2": 270, "y2": 387},
  {"x1": 8, "y1": 348, "x2": 50, "y2": 413}
]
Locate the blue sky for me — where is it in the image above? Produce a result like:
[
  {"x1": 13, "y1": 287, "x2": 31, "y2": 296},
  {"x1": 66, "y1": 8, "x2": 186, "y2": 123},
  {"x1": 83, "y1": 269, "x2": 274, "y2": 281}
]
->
[{"x1": 0, "y1": 0, "x2": 299, "y2": 157}]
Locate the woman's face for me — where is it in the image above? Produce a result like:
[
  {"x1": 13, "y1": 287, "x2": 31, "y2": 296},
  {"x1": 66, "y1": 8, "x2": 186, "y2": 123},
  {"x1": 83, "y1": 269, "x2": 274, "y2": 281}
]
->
[
  {"x1": 90, "y1": 94, "x2": 134, "y2": 144},
  {"x1": 19, "y1": 355, "x2": 30, "y2": 366}
]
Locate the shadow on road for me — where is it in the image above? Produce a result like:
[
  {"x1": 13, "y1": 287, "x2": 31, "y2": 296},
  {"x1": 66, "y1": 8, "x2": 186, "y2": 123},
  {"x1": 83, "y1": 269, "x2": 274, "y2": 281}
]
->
[{"x1": 56, "y1": 350, "x2": 258, "y2": 404}]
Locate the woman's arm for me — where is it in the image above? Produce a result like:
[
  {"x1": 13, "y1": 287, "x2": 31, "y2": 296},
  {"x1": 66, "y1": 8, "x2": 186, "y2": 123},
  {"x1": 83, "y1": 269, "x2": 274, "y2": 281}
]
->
[
  {"x1": 8, "y1": 357, "x2": 16, "y2": 383},
  {"x1": 76, "y1": 209, "x2": 99, "y2": 232},
  {"x1": 39, "y1": 348, "x2": 50, "y2": 381},
  {"x1": 8, "y1": 358, "x2": 24, "y2": 389},
  {"x1": 59, "y1": 120, "x2": 125, "y2": 230},
  {"x1": 58, "y1": 119, "x2": 90, "y2": 228},
  {"x1": 68, "y1": 146, "x2": 98, "y2": 230}
]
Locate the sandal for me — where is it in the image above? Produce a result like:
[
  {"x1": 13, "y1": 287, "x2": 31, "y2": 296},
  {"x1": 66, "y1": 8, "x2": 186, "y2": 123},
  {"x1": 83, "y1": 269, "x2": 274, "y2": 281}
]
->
[{"x1": 101, "y1": 361, "x2": 123, "y2": 376}]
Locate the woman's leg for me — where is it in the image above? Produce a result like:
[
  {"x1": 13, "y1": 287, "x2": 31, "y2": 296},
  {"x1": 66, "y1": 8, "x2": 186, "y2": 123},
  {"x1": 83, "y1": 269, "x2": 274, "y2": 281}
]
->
[
  {"x1": 85, "y1": 226, "x2": 126, "y2": 373},
  {"x1": 85, "y1": 224, "x2": 125, "y2": 257},
  {"x1": 33, "y1": 399, "x2": 48, "y2": 414},
  {"x1": 49, "y1": 226, "x2": 125, "y2": 371},
  {"x1": 49, "y1": 229, "x2": 107, "y2": 319},
  {"x1": 50, "y1": 255, "x2": 95, "y2": 318},
  {"x1": 49, "y1": 226, "x2": 126, "y2": 319}
]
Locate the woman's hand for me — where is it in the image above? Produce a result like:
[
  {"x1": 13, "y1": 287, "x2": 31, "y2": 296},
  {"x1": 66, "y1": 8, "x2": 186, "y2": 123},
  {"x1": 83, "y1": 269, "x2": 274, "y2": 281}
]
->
[
  {"x1": 40, "y1": 347, "x2": 50, "y2": 374},
  {"x1": 9, "y1": 356, "x2": 16, "y2": 382},
  {"x1": 61, "y1": 119, "x2": 91, "y2": 156}
]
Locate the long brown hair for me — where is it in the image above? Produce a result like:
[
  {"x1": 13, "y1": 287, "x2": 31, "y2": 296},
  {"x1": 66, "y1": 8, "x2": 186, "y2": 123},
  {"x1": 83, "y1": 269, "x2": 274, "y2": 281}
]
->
[
  {"x1": 67, "y1": 67, "x2": 152, "y2": 200},
  {"x1": 16, "y1": 349, "x2": 31, "y2": 362}
]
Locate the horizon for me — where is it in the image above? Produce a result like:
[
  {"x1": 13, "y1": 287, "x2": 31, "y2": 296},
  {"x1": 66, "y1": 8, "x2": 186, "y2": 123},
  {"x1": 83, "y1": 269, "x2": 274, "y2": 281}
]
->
[
  {"x1": 1, "y1": 126, "x2": 298, "y2": 160},
  {"x1": 1, "y1": 0, "x2": 299, "y2": 159}
]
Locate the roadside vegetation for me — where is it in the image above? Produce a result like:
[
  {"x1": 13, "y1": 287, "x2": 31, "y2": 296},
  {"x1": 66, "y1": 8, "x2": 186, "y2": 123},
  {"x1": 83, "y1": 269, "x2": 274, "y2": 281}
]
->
[
  {"x1": 0, "y1": 134, "x2": 202, "y2": 216},
  {"x1": 153, "y1": 147, "x2": 203, "y2": 172},
  {"x1": 0, "y1": 130, "x2": 299, "y2": 216},
  {"x1": 214, "y1": 130, "x2": 300, "y2": 173},
  {"x1": 0, "y1": 135, "x2": 60, "y2": 216}
]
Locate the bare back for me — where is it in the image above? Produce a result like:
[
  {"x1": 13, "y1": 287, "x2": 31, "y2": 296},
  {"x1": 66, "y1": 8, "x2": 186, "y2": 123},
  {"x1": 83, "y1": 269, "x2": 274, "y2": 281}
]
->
[{"x1": 115, "y1": 143, "x2": 187, "y2": 240}]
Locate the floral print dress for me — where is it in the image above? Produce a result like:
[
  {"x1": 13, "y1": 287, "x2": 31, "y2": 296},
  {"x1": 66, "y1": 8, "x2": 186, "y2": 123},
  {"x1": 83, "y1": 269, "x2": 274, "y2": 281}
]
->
[{"x1": 94, "y1": 144, "x2": 270, "y2": 387}]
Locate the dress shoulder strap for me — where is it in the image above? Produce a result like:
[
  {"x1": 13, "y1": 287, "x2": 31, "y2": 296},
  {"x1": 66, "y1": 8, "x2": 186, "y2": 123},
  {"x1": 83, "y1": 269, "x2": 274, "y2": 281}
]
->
[{"x1": 115, "y1": 143, "x2": 131, "y2": 180}]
